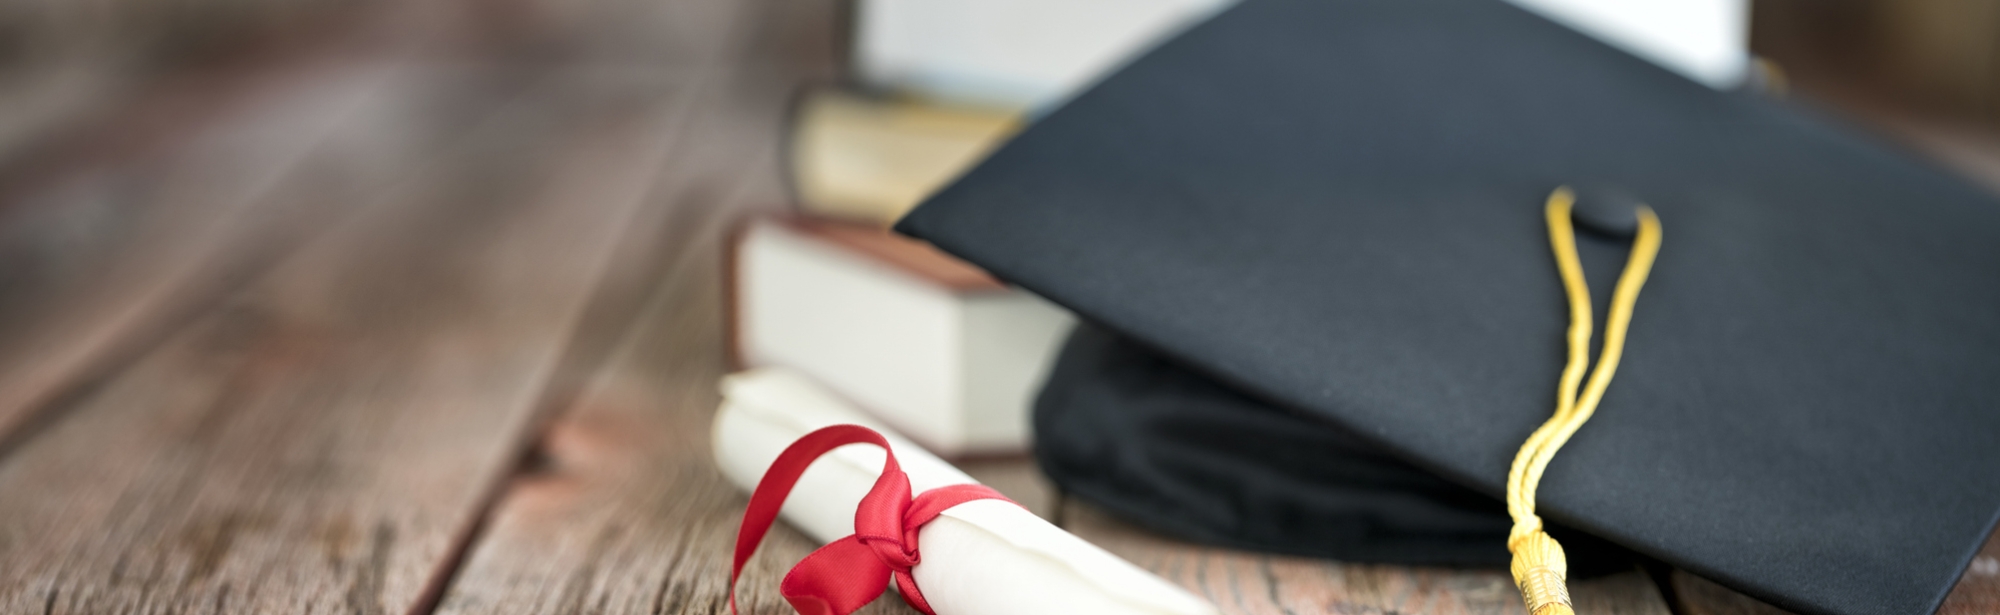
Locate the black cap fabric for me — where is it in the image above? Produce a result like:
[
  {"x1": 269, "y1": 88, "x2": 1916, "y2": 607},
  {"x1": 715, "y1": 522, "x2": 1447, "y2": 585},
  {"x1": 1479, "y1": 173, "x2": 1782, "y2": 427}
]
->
[
  {"x1": 1034, "y1": 322, "x2": 1638, "y2": 576},
  {"x1": 892, "y1": 1, "x2": 2000, "y2": 614}
]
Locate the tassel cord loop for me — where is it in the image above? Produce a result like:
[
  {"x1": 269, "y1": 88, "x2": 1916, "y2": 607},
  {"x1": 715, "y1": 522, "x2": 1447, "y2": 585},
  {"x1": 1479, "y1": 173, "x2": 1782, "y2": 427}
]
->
[{"x1": 1504, "y1": 187, "x2": 1662, "y2": 615}]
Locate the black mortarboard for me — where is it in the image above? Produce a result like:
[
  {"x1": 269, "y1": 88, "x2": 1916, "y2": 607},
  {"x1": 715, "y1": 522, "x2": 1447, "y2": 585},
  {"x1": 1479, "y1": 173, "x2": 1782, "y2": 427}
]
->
[{"x1": 891, "y1": 1, "x2": 2000, "y2": 615}]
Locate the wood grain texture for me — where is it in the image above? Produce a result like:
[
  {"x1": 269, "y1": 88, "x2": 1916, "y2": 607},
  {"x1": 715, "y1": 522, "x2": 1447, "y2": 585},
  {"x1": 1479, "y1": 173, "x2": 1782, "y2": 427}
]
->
[
  {"x1": 0, "y1": 62, "x2": 486, "y2": 450},
  {"x1": 1671, "y1": 572, "x2": 1793, "y2": 615},
  {"x1": 429, "y1": 0, "x2": 852, "y2": 612},
  {"x1": 1050, "y1": 498, "x2": 1669, "y2": 615},
  {"x1": 0, "y1": 3, "x2": 1991, "y2": 614},
  {"x1": 1673, "y1": 529, "x2": 2000, "y2": 615},
  {"x1": 0, "y1": 0, "x2": 566, "y2": 449},
  {"x1": 0, "y1": 70, "x2": 689, "y2": 614}
]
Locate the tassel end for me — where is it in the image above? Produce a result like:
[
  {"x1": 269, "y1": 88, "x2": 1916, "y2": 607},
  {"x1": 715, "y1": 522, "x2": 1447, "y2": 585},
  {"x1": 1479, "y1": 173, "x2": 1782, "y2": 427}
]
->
[{"x1": 1510, "y1": 529, "x2": 1574, "y2": 615}]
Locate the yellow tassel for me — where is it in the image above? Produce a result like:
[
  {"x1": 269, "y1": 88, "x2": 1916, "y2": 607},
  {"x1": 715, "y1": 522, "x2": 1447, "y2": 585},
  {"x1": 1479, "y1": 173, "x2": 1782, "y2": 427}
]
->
[{"x1": 1504, "y1": 187, "x2": 1661, "y2": 615}]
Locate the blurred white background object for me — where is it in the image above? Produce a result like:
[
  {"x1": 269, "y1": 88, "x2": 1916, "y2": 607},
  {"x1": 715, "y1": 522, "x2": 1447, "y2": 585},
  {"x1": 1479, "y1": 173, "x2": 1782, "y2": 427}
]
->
[
  {"x1": 1507, "y1": 0, "x2": 1749, "y2": 87},
  {"x1": 854, "y1": 0, "x2": 1233, "y2": 110},
  {"x1": 853, "y1": 0, "x2": 1748, "y2": 110}
]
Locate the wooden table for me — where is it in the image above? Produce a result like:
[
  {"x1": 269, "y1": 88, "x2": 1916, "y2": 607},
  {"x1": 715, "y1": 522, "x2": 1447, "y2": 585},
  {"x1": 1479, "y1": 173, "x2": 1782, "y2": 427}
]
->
[{"x1": 0, "y1": 0, "x2": 1992, "y2": 613}]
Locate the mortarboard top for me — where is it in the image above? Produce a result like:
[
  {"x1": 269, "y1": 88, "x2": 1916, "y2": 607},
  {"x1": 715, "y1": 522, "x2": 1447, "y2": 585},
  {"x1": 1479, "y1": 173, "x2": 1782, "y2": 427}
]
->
[{"x1": 892, "y1": 1, "x2": 2000, "y2": 614}]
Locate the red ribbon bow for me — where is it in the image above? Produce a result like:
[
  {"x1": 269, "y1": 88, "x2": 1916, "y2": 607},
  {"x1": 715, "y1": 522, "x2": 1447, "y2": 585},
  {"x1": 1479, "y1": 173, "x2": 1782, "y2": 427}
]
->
[{"x1": 729, "y1": 425, "x2": 1014, "y2": 615}]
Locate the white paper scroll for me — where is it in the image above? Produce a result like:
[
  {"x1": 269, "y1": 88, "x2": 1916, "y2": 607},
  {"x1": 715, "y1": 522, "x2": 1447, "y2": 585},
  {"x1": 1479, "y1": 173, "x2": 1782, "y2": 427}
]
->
[{"x1": 712, "y1": 367, "x2": 1218, "y2": 615}]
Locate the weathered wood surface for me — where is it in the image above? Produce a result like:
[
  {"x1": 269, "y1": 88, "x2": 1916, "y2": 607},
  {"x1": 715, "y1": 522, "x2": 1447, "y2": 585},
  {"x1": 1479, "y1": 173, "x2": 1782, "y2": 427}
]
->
[
  {"x1": 1672, "y1": 571, "x2": 1795, "y2": 615},
  {"x1": 0, "y1": 0, "x2": 527, "y2": 450},
  {"x1": 1047, "y1": 498, "x2": 1669, "y2": 615},
  {"x1": 1672, "y1": 529, "x2": 2000, "y2": 615},
  {"x1": 0, "y1": 1, "x2": 1991, "y2": 614},
  {"x1": 0, "y1": 63, "x2": 448, "y2": 451},
  {"x1": 0, "y1": 67, "x2": 689, "y2": 613},
  {"x1": 428, "y1": 0, "x2": 852, "y2": 612},
  {"x1": 965, "y1": 463, "x2": 1671, "y2": 615}
]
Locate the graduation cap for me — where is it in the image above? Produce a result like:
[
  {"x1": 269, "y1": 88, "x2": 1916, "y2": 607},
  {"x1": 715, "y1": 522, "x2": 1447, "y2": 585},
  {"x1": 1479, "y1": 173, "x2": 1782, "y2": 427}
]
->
[{"x1": 892, "y1": 1, "x2": 2000, "y2": 614}]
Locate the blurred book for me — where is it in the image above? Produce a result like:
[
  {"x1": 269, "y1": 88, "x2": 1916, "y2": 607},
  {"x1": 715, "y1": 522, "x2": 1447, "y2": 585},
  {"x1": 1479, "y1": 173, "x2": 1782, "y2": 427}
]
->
[
  {"x1": 790, "y1": 91, "x2": 1021, "y2": 226},
  {"x1": 851, "y1": 0, "x2": 1746, "y2": 112},
  {"x1": 1503, "y1": 0, "x2": 1749, "y2": 87},
  {"x1": 730, "y1": 215, "x2": 1074, "y2": 456},
  {"x1": 852, "y1": 0, "x2": 1232, "y2": 110}
]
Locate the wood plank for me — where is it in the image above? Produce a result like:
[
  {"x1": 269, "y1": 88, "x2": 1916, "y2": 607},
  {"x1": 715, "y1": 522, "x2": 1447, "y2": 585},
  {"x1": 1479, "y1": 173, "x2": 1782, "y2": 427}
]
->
[
  {"x1": 0, "y1": 70, "x2": 691, "y2": 614},
  {"x1": 426, "y1": 0, "x2": 872, "y2": 611},
  {"x1": 1048, "y1": 497, "x2": 1669, "y2": 615},
  {"x1": 0, "y1": 59, "x2": 131, "y2": 174},
  {"x1": 0, "y1": 62, "x2": 491, "y2": 451},
  {"x1": 1672, "y1": 571, "x2": 1793, "y2": 615},
  {"x1": 1673, "y1": 529, "x2": 2000, "y2": 615},
  {"x1": 0, "y1": 0, "x2": 407, "y2": 207}
]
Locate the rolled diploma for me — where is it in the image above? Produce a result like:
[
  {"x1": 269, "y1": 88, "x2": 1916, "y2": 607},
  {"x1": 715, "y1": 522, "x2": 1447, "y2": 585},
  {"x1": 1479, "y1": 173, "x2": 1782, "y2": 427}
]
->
[{"x1": 713, "y1": 368, "x2": 1217, "y2": 615}]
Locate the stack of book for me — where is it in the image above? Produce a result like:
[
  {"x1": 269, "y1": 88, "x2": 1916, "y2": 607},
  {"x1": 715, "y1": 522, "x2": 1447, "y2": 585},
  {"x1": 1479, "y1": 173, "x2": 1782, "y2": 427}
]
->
[
  {"x1": 736, "y1": 1, "x2": 1229, "y2": 454},
  {"x1": 730, "y1": 215, "x2": 1073, "y2": 457},
  {"x1": 735, "y1": 79, "x2": 1057, "y2": 456}
]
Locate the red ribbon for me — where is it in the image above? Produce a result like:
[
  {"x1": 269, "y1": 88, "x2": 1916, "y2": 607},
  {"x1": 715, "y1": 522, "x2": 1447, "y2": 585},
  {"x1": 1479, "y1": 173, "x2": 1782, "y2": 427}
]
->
[{"x1": 729, "y1": 424, "x2": 1015, "y2": 615}]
